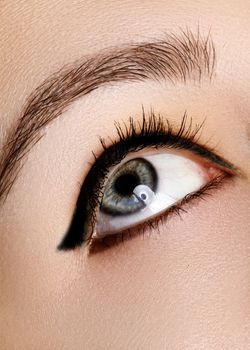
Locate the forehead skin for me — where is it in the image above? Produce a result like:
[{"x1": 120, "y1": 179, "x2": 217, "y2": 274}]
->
[{"x1": 0, "y1": 1, "x2": 250, "y2": 349}]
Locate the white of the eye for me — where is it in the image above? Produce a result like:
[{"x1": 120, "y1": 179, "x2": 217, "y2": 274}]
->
[{"x1": 94, "y1": 153, "x2": 207, "y2": 238}]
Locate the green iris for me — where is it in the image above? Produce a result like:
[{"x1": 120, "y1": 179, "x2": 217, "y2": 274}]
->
[{"x1": 101, "y1": 158, "x2": 157, "y2": 215}]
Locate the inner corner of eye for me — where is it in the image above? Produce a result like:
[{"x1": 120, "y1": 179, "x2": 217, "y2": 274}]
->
[
  {"x1": 91, "y1": 151, "x2": 222, "y2": 240},
  {"x1": 197, "y1": 157, "x2": 225, "y2": 181}
]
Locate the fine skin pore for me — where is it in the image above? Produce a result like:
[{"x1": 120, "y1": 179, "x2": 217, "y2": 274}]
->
[{"x1": 0, "y1": 1, "x2": 250, "y2": 349}]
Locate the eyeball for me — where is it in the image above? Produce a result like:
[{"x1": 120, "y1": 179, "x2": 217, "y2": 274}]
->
[{"x1": 94, "y1": 151, "x2": 212, "y2": 238}]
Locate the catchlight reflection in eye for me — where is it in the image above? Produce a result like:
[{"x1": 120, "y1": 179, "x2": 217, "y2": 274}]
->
[{"x1": 93, "y1": 151, "x2": 215, "y2": 239}]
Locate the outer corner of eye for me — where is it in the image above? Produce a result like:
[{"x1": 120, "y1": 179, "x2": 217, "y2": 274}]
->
[
  {"x1": 57, "y1": 235, "x2": 88, "y2": 252},
  {"x1": 57, "y1": 238, "x2": 69, "y2": 251},
  {"x1": 57, "y1": 216, "x2": 89, "y2": 251},
  {"x1": 57, "y1": 234, "x2": 76, "y2": 251}
]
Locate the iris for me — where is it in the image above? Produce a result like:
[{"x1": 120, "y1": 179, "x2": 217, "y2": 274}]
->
[{"x1": 101, "y1": 158, "x2": 157, "y2": 215}]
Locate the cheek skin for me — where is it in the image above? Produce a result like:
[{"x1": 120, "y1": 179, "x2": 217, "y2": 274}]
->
[{"x1": 1, "y1": 177, "x2": 250, "y2": 349}]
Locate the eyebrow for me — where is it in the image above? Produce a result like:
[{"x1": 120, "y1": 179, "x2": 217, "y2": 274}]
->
[{"x1": 0, "y1": 28, "x2": 215, "y2": 202}]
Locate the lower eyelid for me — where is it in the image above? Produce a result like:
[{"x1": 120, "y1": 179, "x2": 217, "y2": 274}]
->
[{"x1": 88, "y1": 172, "x2": 234, "y2": 254}]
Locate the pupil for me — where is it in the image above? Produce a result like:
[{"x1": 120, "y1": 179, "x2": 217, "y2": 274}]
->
[{"x1": 114, "y1": 173, "x2": 140, "y2": 196}]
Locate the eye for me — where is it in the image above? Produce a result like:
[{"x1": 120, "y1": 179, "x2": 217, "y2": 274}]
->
[
  {"x1": 58, "y1": 111, "x2": 236, "y2": 252},
  {"x1": 95, "y1": 153, "x2": 213, "y2": 238}
]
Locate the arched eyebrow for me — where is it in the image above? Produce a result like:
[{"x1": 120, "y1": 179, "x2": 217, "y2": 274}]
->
[{"x1": 0, "y1": 28, "x2": 215, "y2": 202}]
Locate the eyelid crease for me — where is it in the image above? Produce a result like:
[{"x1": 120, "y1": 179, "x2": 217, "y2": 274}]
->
[{"x1": 57, "y1": 109, "x2": 238, "y2": 252}]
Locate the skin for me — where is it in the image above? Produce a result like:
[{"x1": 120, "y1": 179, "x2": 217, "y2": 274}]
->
[{"x1": 0, "y1": 0, "x2": 250, "y2": 349}]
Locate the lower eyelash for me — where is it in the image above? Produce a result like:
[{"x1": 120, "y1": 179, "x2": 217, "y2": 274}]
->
[{"x1": 88, "y1": 173, "x2": 233, "y2": 254}]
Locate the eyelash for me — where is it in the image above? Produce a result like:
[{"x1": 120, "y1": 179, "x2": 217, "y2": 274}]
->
[{"x1": 58, "y1": 109, "x2": 236, "y2": 252}]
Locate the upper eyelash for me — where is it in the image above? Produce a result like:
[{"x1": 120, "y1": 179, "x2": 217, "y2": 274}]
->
[{"x1": 58, "y1": 109, "x2": 236, "y2": 251}]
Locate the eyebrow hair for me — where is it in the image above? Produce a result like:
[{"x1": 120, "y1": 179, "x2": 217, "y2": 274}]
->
[{"x1": 0, "y1": 28, "x2": 215, "y2": 202}]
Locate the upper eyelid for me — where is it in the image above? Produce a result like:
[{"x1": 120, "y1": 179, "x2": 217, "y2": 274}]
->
[
  {"x1": 97, "y1": 111, "x2": 237, "y2": 175},
  {"x1": 0, "y1": 28, "x2": 216, "y2": 204}
]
